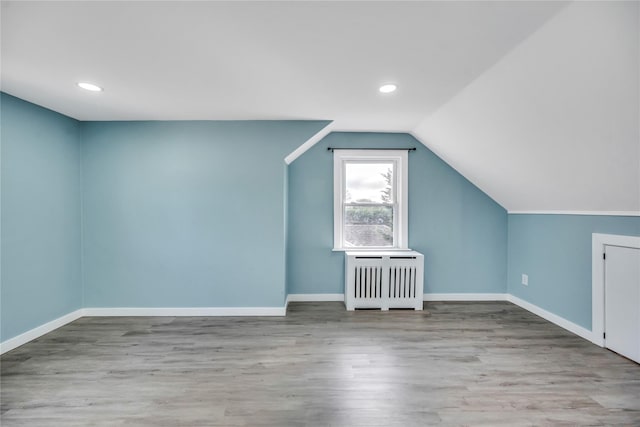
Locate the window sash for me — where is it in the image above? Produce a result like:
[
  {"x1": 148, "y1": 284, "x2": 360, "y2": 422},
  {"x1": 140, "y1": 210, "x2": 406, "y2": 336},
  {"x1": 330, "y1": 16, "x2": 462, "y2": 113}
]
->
[
  {"x1": 343, "y1": 202, "x2": 398, "y2": 248},
  {"x1": 343, "y1": 160, "x2": 396, "y2": 204}
]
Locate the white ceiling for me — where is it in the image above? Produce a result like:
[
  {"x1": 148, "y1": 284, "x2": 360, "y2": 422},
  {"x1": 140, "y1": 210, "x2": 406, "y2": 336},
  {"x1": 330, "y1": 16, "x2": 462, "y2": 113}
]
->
[
  {"x1": 7, "y1": 1, "x2": 634, "y2": 214},
  {"x1": 413, "y1": 1, "x2": 640, "y2": 213},
  {"x1": 1, "y1": 1, "x2": 566, "y2": 131}
]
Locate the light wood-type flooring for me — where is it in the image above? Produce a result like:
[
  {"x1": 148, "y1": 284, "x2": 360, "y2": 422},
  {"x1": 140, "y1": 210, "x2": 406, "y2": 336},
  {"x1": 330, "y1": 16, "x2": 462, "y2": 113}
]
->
[{"x1": 1, "y1": 302, "x2": 639, "y2": 426}]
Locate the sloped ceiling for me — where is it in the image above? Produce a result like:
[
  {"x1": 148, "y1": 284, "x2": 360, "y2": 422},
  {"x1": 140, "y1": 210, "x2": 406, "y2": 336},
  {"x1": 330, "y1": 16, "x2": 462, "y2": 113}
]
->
[
  {"x1": 413, "y1": 1, "x2": 640, "y2": 213},
  {"x1": 2, "y1": 1, "x2": 637, "y2": 213}
]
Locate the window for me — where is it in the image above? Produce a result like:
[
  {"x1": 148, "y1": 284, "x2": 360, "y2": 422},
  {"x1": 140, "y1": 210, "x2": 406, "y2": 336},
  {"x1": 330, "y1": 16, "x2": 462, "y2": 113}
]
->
[{"x1": 334, "y1": 150, "x2": 408, "y2": 250}]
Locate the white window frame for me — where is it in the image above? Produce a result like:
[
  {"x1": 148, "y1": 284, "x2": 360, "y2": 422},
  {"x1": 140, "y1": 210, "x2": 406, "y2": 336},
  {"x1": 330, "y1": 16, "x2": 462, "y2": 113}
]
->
[{"x1": 333, "y1": 150, "x2": 408, "y2": 251}]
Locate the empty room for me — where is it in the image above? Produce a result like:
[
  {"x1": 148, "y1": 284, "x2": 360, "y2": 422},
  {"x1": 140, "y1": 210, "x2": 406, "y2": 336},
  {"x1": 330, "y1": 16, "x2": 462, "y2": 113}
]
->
[{"x1": 1, "y1": 1, "x2": 639, "y2": 425}]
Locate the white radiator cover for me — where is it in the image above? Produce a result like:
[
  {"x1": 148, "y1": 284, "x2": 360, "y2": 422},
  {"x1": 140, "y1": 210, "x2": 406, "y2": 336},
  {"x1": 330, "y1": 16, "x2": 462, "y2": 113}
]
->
[{"x1": 345, "y1": 250, "x2": 424, "y2": 311}]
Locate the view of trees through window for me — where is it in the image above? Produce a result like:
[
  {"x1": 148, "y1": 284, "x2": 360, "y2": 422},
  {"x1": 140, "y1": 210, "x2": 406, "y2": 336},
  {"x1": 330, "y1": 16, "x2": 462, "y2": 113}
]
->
[{"x1": 344, "y1": 162, "x2": 394, "y2": 247}]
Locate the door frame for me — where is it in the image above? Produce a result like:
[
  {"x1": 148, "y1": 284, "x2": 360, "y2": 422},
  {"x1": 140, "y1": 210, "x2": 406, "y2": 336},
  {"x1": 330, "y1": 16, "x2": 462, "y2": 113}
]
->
[{"x1": 592, "y1": 233, "x2": 640, "y2": 347}]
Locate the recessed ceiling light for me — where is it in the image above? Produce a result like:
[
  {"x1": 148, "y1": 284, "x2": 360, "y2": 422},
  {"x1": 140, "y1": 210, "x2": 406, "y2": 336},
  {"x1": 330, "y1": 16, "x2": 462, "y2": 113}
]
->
[
  {"x1": 379, "y1": 84, "x2": 397, "y2": 93},
  {"x1": 77, "y1": 82, "x2": 103, "y2": 92}
]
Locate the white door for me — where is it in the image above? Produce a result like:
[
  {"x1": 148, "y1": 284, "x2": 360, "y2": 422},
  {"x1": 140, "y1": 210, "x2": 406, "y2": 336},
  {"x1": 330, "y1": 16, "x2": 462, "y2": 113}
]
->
[{"x1": 604, "y1": 245, "x2": 640, "y2": 363}]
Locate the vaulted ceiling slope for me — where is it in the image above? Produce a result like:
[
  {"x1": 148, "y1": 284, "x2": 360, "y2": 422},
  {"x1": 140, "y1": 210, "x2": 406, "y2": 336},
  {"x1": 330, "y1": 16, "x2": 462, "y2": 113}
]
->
[
  {"x1": 413, "y1": 1, "x2": 640, "y2": 214},
  {"x1": 3, "y1": 1, "x2": 635, "y2": 214},
  {"x1": 1, "y1": 1, "x2": 564, "y2": 132}
]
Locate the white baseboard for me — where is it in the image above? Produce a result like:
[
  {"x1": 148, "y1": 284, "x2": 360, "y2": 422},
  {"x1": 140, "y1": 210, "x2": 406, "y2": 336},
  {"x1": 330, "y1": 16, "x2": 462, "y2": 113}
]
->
[
  {"x1": 286, "y1": 293, "x2": 345, "y2": 302},
  {"x1": 285, "y1": 293, "x2": 345, "y2": 309},
  {"x1": 507, "y1": 295, "x2": 595, "y2": 343},
  {"x1": 1, "y1": 306, "x2": 286, "y2": 354},
  {"x1": 424, "y1": 293, "x2": 508, "y2": 301},
  {"x1": 286, "y1": 292, "x2": 509, "y2": 302},
  {"x1": 0, "y1": 295, "x2": 597, "y2": 355},
  {"x1": 0, "y1": 309, "x2": 84, "y2": 355},
  {"x1": 82, "y1": 307, "x2": 286, "y2": 317},
  {"x1": 424, "y1": 293, "x2": 596, "y2": 344},
  {"x1": 508, "y1": 210, "x2": 640, "y2": 217}
]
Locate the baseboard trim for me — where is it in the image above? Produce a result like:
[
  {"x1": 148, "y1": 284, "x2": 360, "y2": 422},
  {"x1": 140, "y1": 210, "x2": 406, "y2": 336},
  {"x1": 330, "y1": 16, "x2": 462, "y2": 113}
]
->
[
  {"x1": 427, "y1": 293, "x2": 595, "y2": 343},
  {"x1": 508, "y1": 210, "x2": 640, "y2": 217},
  {"x1": 82, "y1": 307, "x2": 286, "y2": 317},
  {"x1": 424, "y1": 293, "x2": 508, "y2": 301},
  {"x1": 286, "y1": 292, "x2": 509, "y2": 303},
  {"x1": 507, "y1": 295, "x2": 594, "y2": 343},
  {"x1": 286, "y1": 293, "x2": 345, "y2": 302},
  {"x1": 1, "y1": 306, "x2": 286, "y2": 354},
  {"x1": 0, "y1": 309, "x2": 84, "y2": 355},
  {"x1": 0, "y1": 295, "x2": 597, "y2": 355}
]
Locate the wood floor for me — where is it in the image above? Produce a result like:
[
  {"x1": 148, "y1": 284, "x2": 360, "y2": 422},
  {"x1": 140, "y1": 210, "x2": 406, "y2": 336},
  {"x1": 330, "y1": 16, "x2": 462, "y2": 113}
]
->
[{"x1": 1, "y1": 301, "x2": 639, "y2": 426}]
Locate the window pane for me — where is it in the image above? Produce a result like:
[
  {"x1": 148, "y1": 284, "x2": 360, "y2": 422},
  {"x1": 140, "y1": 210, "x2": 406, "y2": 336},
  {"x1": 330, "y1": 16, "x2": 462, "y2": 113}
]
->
[
  {"x1": 344, "y1": 205, "x2": 393, "y2": 247},
  {"x1": 345, "y1": 162, "x2": 393, "y2": 203}
]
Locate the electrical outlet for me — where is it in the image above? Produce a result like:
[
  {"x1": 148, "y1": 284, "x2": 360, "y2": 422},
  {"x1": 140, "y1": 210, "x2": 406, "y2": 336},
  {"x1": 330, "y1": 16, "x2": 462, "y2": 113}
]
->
[{"x1": 522, "y1": 274, "x2": 528, "y2": 286}]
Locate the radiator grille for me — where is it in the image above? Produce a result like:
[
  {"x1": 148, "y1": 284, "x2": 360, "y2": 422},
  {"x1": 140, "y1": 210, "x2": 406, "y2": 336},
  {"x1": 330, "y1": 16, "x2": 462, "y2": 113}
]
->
[
  {"x1": 389, "y1": 266, "x2": 417, "y2": 299},
  {"x1": 345, "y1": 251, "x2": 424, "y2": 311},
  {"x1": 353, "y1": 266, "x2": 383, "y2": 299}
]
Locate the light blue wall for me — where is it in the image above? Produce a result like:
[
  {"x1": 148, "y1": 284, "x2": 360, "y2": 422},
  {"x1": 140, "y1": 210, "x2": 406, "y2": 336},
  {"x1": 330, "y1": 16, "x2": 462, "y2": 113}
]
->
[
  {"x1": 1, "y1": 93, "x2": 82, "y2": 341},
  {"x1": 81, "y1": 121, "x2": 327, "y2": 308},
  {"x1": 8, "y1": 91, "x2": 639, "y2": 348},
  {"x1": 507, "y1": 214, "x2": 640, "y2": 329},
  {"x1": 287, "y1": 132, "x2": 508, "y2": 295}
]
